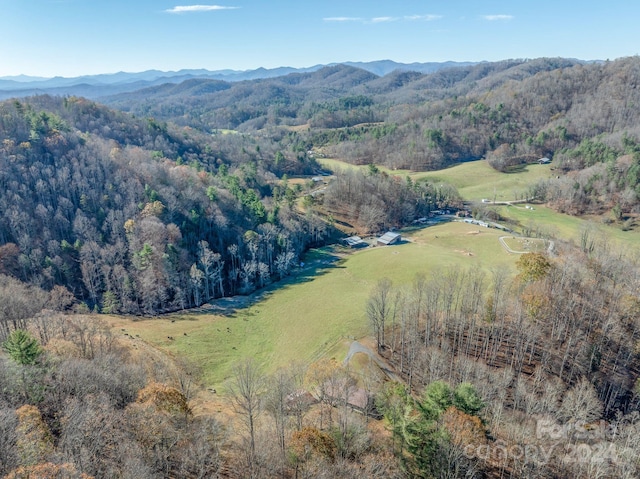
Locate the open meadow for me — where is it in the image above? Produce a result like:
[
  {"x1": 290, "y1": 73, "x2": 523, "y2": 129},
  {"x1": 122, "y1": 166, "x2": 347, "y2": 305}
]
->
[
  {"x1": 107, "y1": 221, "x2": 518, "y2": 389},
  {"x1": 411, "y1": 160, "x2": 554, "y2": 201},
  {"x1": 495, "y1": 204, "x2": 640, "y2": 251},
  {"x1": 319, "y1": 157, "x2": 554, "y2": 201}
]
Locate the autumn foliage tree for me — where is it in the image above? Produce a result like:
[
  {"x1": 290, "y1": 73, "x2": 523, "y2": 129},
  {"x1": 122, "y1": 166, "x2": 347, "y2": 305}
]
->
[
  {"x1": 515, "y1": 252, "x2": 552, "y2": 284},
  {"x1": 289, "y1": 426, "x2": 336, "y2": 475}
]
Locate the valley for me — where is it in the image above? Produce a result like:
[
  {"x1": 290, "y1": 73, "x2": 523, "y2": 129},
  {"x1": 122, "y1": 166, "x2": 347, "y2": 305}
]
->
[
  {"x1": 105, "y1": 220, "x2": 517, "y2": 389},
  {"x1": 2, "y1": 57, "x2": 640, "y2": 478}
]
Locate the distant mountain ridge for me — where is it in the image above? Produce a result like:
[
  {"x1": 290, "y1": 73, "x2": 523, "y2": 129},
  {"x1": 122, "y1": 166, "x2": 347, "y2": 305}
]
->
[{"x1": 0, "y1": 60, "x2": 479, "y2": 99}]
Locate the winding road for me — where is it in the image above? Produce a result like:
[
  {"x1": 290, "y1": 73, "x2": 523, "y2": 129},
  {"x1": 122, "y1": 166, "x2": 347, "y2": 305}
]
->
[
  {"x1": 344, "y1": 341, "x2": 403, "y2": 383},
  {"x1": 499, "y1": 236, "x2": 555, "y2": 255}
]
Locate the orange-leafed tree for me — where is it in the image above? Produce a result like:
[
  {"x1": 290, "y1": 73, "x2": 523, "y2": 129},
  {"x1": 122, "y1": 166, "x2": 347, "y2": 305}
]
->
[
  {"x1": 441, "y1": 406, "x2": 486, "y2": 448},
  {"x1": 136, "y1": 381, "x2": 192, "y2": 418},
  {"x1": 290, "y1": 426, "x2": 336, "y2": 477}
]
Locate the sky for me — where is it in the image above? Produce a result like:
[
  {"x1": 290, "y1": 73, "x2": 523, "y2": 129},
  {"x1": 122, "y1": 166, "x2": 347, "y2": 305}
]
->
[{"x1": 1, "y1": 0, "x2": 639, "y2": 78}]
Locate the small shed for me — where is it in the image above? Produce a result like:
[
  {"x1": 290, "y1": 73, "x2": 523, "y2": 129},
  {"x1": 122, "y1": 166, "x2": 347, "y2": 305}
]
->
[
  {"x1": 342, "y1": 236, "x2": 366, "y2": 248},
  {"x1": 538, "y1": 157, "x2": 551, "y2": 164},
  {"x1": 377, "y1": 231, "x2": 401, "y2": 246}
]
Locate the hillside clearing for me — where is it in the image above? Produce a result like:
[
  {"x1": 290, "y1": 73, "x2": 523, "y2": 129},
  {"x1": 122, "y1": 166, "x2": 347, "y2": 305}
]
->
[{"x1": 319, "y1": 157, "x2": 554, "y2": 201}]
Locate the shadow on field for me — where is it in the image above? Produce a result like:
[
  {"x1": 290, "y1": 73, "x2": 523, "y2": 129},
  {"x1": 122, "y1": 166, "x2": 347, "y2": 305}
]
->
[
  {"x1": 188, "y1": 248, "x2": 344, "y2": 318},
  {"x1": 503, "y1": 164, "x2": 530, "y2": 174}
]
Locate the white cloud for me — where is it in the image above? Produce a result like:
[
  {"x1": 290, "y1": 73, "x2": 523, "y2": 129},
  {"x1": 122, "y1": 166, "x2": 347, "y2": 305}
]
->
[
  {"x1": 405, "y1": 14, "x2": 442, "y2": 21},
  {"x1": 325, "y1": 14, "x2": 442, "y2": 24},
  {"x1": 482, "y1": 14, "x2": 513, "y2": 21},
  {"x1": 371, "y1": 17, "x2": 397, "y2": 23},
  {"x1": 166, "y1": 5, "x2": 239, "y2": 14},
  {"x1": 323, "y1": 17, "x2": 363, "y2": 22}
]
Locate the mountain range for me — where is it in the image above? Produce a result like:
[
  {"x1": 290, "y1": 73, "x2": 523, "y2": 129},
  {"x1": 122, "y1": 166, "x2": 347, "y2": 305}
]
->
[{"x1": 0, "y1": 60, "x2": 479, "y2": 100}]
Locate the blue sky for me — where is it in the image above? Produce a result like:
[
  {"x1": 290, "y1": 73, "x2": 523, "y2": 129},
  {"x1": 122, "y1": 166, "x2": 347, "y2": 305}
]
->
[{"x1": 1, "y1": 0, "x2": 639, "y2": 77}]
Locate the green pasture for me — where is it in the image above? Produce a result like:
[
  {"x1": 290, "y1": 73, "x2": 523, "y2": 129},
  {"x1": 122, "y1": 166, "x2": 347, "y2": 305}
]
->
[
  {"x1": 496, "y1": 204, "x2": 640, "y2": 251},
  {"x1": 319, "y1": 157, "x2": 554, "y2": 202},
  {"x1": 412, "y1": 160, "x2": 554, "y2": 201},
  {"x1": 500, "y1": 236, "x2": 547, "y2": 253},
  {"x1": 119, "y1": 221, "x2": 517, "y2": 389},
  {"x1": 318, "y1": 157, "x2": 415, "y2": 177}
]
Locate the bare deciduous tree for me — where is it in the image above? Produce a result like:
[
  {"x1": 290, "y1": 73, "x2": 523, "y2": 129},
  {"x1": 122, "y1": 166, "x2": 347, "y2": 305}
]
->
[
  {"x1": 366, "y1": 277, "x2": 394, "y2": 353},
  {"x1": 230, "y1": 359, "x2": 265, "y2": 472}
]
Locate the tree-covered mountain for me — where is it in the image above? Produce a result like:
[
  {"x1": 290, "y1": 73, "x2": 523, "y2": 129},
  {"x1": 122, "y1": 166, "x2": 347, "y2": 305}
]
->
[
  {"x1": 5, "y1": 57, "x2": 640, "y2": 479},
  {"x1": 3, "y1": 57, "x2": 640, "y2": 314},
  {"x1": 98, "y1": 57, "x2": 640, "y2": 176},
  {"x1": 0, "y1": 96, "x2": 329, "y2": 314},
  {"x1": 0, "y1": 90, "x2": 461, "y2": 315}
]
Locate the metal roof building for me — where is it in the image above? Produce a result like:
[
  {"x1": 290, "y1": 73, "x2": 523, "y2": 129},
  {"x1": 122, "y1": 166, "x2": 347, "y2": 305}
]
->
[
  {"x1": 377, "y1": 231, "x2": 401, "y2": 246},
  {"x1": 342, "y1": 236, "x2": 366, "y2": 248}
]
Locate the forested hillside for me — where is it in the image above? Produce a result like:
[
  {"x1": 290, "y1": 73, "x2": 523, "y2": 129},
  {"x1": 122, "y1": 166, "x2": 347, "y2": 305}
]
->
[
  {"x1": 371, "y1": 242, "x2": 640, "y2": 477},
  {"x1": 102, "y1": 57, "x2": 640, "y2": 174},
  {"x1": 0, "y1": 93, "x2": 464, "y2": 314},
  {"x1": 0, "y1": 96, "x2": 328, "y2": 314}
]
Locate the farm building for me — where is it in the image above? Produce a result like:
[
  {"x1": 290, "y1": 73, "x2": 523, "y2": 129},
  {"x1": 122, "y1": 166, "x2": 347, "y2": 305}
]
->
[
  {"x1": 377, "y1": 231, "x2": 401, "y2": 246},
  {"x1": 324, "y1": 383, "x2": 382, "y2": 419},
  {"x1": 341, "y1": 236, "x2": 366, "y2": 248}
]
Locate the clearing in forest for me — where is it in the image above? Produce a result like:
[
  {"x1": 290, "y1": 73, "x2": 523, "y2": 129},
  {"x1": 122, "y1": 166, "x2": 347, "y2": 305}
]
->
[{"x1": 318, "y1": 157, "x2": 554, "y2": 202}]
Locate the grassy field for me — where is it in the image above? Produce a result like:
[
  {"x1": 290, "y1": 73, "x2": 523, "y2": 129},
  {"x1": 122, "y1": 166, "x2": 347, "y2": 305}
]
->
[
  {"x1": 318, "y1": 157, "x2": 554, "y2": 202},
  {"x1": 319, "y1": 157, "x2": 415, "y2": 177},
  {"x1": 108, "y1": 221, "x2": 518, "y2": 389},
  {"x1": 412, "y1": 161, "x2": 554, "y2": 201},
  {"x1": 496, "y1": 204, "x2": 640, "y2": 250},
  {"x1": 500, "y1": 236, "x2": 547, "y2": 253}
]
